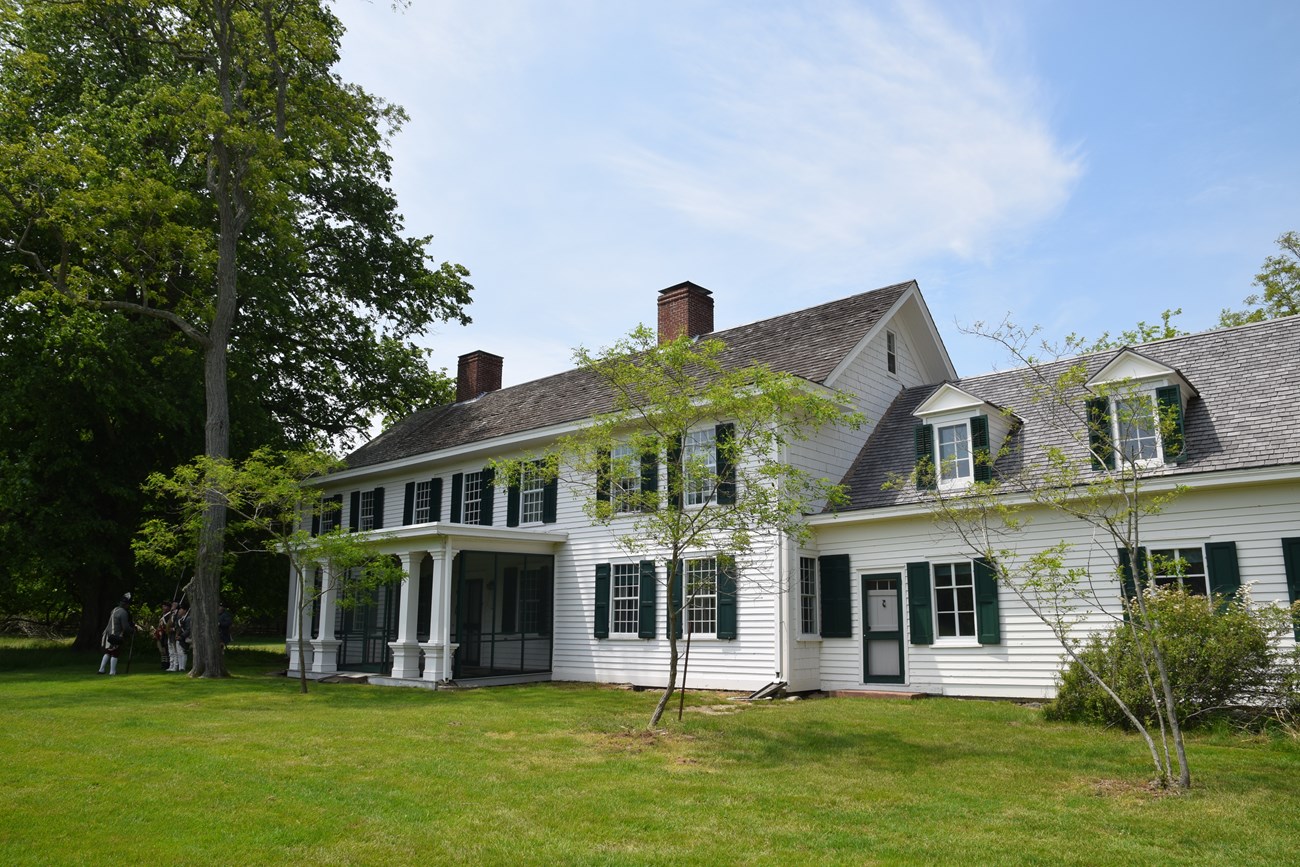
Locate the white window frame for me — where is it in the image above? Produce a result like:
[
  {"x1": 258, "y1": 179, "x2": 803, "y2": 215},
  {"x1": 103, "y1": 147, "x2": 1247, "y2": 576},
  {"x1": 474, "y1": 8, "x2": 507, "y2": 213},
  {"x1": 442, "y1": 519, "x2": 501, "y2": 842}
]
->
[
  {"x1": 798, "y1": 557, "x2": 819, "y2": 637},
  {"x1": 932, "y1": 561, "x2": 977, "y2": 643},
  {"x1": 413, "y1": 480, "x2": 432, "y2": 524},
  {"x1": 935, "y1": 421, "x2": 972, "y2": 490},
  {"x1": 1111, "y1": 392, "x2": 1163, "y2": 468},
  {"x1": 462, "y1": 471, "x2": 482, "y2": 525},
  {"x1": 1149, "y1": 545, "x2": 1208, "y2": 596},
  {"x1": 684, "y1": 557, "x2": 718, "y2": 638},
  {"x1": 610, "y1": 563, "x2": 641, "y2": 637},
  {"x1": 517, "y1": 568, "x2": 543, "y2": 633},
  {"x1": 320, "y1": 498, "x2": 340, "y2": 533},
  {"x1": 683, "y1": 429, "x2": 716, "y2": 508},
  {"x1": 520, "y1": 462, "x2": 545, "y2": 524},
  {"x1": 358, "y1": 490, "x2": 375, "y2": 531},
  {"x1": 886, "y1": 330, "x2": 897, "y2": 375},
  {"x1": 611, "y1": 443, "x2": 640, "y2": 514}
]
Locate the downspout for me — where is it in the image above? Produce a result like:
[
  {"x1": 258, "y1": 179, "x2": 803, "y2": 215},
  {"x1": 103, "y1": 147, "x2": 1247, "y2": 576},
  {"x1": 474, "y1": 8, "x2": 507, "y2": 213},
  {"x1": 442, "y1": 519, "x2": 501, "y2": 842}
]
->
[{"x1": 775, "y1": 439, "x2": 790, "y2": 684}]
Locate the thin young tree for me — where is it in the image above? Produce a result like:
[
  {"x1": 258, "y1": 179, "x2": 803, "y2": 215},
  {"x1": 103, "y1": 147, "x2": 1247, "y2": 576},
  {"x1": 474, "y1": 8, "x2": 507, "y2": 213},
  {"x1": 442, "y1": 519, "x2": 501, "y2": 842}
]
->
[
  {"x1": 914, "y1": 318, "x2": 1196, "y2": 787},
  {"x1": 135, "y1": 447, "x2": 404, "y2": 693},
  {"x1": 495, "y1": 326, "x2": 864, "y2": 728}
]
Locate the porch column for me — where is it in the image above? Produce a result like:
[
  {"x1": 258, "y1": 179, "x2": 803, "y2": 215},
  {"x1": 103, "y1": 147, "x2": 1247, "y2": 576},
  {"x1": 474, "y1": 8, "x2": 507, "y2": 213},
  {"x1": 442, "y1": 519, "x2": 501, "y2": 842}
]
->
[
  {"x1": 389, "y1": 551, "x2": 424, "y2": 679},
  {"x1": 286, "y1": 566, "x2": 316, "y2": 673},
  {"x1": 421, "y1": 543, "x2": 458, "y2": 682},
  {"x1": 310, "y1": 562, "x2": 341, "y2": 673}
]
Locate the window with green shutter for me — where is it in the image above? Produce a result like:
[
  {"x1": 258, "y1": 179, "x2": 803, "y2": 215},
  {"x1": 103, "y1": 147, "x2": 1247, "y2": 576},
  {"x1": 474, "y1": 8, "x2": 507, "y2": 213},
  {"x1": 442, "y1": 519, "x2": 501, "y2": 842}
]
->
[
  {"x1": 906, "y1": 562, "x2": 934, "y2": 645},
  {"x1": 818, "y1": 554, "x2": 852, "y2": 638},
  {"x1": 1282, "y1": 538, "x2": 1300, "y2": 641}
]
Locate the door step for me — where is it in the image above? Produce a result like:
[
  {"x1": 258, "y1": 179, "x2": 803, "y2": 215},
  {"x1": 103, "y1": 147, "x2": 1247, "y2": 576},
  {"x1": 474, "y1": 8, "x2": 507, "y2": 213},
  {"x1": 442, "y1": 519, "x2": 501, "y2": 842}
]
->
[{"x1": 826, "y1": 689, "x2": 930, "y2": 699}]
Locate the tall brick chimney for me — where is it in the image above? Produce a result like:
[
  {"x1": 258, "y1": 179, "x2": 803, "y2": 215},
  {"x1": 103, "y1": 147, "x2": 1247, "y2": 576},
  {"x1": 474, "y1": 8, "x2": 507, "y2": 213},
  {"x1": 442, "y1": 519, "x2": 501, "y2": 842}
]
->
[
  {"x1": 657, "y1": 281, "x2": 714, "y2": 344},
  {"x1": 456, "y1": 350, "x2": 503, "y2": 402}
]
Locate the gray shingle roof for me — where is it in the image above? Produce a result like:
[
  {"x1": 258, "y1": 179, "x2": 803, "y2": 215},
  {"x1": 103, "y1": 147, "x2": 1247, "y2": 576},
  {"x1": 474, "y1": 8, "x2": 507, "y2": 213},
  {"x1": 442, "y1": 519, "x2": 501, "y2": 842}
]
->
[
  {"x1": 347, "y1": 281, "x2": 913, "y2": 469},
  {"x1": 838, "y1": 315, "x2": 1300, "y2": 512}
]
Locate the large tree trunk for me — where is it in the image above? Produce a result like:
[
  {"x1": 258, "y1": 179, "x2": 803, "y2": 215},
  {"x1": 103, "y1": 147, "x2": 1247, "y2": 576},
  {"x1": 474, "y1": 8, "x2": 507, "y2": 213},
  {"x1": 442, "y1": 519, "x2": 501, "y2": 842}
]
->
[{"x1": 71, "y1": 569, "x2": 110, "y2": 652}]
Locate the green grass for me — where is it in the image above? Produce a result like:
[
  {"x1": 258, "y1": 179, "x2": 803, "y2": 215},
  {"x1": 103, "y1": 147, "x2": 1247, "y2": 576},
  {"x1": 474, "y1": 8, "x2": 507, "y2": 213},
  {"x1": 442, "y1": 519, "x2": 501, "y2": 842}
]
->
[{"x1": 2, "y1": 640, "x2": 1298, "y2": 865}]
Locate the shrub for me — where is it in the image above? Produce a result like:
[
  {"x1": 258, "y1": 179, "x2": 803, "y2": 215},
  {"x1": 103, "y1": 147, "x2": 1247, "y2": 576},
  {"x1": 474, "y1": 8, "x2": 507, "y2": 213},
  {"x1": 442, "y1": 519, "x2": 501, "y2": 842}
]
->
[{"x1": 1045, "y1": 586, "x2": 1300, "y2": 729}]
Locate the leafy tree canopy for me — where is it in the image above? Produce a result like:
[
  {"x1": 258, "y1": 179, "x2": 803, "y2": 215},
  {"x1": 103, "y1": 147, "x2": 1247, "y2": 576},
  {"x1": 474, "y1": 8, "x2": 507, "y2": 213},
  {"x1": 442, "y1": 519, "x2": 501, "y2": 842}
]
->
[{"x1": 1221, "y1": 231, "x2": 1300, "y2": 327}]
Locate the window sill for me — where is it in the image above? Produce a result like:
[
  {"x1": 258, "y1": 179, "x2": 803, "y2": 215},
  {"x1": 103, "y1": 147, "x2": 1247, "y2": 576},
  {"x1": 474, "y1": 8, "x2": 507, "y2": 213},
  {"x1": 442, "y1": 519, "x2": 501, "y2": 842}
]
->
[
  {"x1": 797, "y1": 634, "x2": 822, "y2": 642},
  {"x1": 931, "y1": 639, "x2": 982, "y2": 649},
  {"x1": 605, "y1": 634, "x2": 650, "y2": 641}
]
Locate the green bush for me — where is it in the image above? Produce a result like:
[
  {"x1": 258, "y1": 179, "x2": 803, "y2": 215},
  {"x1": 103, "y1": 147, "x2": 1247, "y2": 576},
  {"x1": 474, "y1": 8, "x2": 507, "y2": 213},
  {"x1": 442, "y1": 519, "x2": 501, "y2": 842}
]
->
[{"x1": 1045, "y1": 587, "x2": 1300, "y2": 729}]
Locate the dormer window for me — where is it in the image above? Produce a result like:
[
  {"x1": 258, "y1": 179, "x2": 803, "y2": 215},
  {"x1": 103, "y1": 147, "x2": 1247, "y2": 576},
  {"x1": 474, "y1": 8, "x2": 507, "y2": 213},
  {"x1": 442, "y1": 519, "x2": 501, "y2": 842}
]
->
[
  {"x1": 912, "y1": 384, "x2": 1008, "y2": 492},
  {"x1": 1085, "y1": 349, "x2": 1196, "y2": 471},
  {"x1": 936, "y1": 422, "x2": 972, "y2": 485}
]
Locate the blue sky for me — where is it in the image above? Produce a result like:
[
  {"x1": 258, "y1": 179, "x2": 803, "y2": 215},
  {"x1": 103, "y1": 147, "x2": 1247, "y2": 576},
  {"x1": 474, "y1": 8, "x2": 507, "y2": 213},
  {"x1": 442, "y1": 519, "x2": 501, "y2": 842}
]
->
[{"x1": 333, "y1": 0, "x2": 1299, "y2": 386}]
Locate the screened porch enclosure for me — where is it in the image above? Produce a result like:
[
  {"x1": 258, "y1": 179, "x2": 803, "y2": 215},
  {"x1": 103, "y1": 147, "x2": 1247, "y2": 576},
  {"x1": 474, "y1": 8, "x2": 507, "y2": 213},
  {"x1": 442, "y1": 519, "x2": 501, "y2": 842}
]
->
[{"x1": 452, "y1": 551, "x2": 554, "y2": 679}]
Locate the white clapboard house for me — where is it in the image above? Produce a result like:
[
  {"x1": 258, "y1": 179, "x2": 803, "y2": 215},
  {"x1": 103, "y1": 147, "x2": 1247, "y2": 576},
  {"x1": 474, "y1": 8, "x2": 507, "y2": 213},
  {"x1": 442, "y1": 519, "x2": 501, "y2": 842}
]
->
[{"x1": 287, "y1": 281, "x2": 1300, "y2": 697}]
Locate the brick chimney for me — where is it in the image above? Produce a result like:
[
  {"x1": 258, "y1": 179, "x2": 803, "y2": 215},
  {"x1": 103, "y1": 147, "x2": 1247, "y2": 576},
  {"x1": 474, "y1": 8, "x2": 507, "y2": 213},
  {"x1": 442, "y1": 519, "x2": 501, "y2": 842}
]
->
[
  {"x1": 456, "y1": 350, "x2": 503, "y2": 402},
  {"x1": 657, "y1": 281, "x2": 714, "y2": 344}
]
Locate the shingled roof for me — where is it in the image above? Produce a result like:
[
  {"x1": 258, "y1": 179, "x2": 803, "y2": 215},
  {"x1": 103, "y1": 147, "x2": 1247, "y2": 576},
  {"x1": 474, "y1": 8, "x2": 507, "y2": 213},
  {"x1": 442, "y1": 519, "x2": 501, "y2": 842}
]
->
[
  {"x1": 838, "y1": 314, "x2": 1300, "y2": 512},
  {"x1": 346, "y1": 281, "x2": 914, "y2": 469}
]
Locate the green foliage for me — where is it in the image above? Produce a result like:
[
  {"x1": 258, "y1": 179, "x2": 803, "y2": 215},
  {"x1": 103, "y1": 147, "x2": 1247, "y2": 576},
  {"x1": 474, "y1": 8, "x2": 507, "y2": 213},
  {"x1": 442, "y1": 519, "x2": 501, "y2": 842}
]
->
[
  {"x1": 1065, "y1": 308, "x2": 1186, "y2": 353},
  {"x1": 1047, "y1": 587, "x2": 1300, "y2": 729},
  {"x1": 1220, "y1": 231, "x2": 1300, "y2": 326}
]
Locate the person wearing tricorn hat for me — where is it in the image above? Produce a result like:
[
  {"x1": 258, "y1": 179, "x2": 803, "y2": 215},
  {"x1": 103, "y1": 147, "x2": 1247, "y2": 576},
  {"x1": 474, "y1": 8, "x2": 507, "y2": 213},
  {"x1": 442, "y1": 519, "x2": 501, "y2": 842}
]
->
[{"x1": 98, "y1": 593, "x2": 135, "y2": 676}]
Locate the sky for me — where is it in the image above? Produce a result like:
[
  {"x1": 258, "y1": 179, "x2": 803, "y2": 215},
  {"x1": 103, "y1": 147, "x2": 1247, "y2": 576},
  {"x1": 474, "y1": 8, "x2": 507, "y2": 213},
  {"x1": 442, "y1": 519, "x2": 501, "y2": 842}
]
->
[{"x1": 332, "y1": 0, "x2": 1300, "y2": 386}]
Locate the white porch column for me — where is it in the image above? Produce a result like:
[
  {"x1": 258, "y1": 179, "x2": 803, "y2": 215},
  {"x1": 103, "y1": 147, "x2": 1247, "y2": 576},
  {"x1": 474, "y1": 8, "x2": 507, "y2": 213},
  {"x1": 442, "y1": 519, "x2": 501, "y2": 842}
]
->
[
  {"x1": 286, "y1": 567, "x2": 316, "y2": 673},
  {"x1": 389, "y1": 551, "x2": 424, "y2": 679},
  {"x1": 420, "y1": 543, "x2": 458, "y2": 682},
  {"x1": 310, "y1": 562, "x2": 341, "y2": 673}
]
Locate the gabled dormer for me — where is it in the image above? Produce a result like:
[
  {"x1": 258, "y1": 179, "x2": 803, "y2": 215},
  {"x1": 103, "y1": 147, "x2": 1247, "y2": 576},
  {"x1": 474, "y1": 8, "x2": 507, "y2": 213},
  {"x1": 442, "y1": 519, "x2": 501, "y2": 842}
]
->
[
  {"x1": 1084, "y1": 348, "x2": 1199, "y2": 470},
  {"x1": 912, "y1": 383, "x2": 1016, "y2": 491}
]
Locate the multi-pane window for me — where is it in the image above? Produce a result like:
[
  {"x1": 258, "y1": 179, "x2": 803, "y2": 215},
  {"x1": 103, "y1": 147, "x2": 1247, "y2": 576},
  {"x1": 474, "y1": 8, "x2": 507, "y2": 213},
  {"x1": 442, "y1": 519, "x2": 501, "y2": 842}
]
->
[
  {"x1": 520, "y1": 463, "x2": 545, "y2": 524},
  {"x1": 413, "y1": 480, "x2": 433, "y2": 523},
  {"x1": 886, "y1": 330, "x2": 897, "y2": 374},
  {"x1": 320, "y1": 498, "x2": 339, "y2": 533},
  {"x1": 933, "y1": 561, "x2": 975, "y2": 639},
  {"x1": 799, "y1": 557, "x2": 819, "y2": 636},
  {"x1": 1150, "y1": 547, "x2": 1208, "y2": 596},
  {"x1": 936, "y1": 423, "x2": 971, "y2": 484},
  {"x1": 462, "y1": 471, "x2": 482, "y2": 525},
  {"x1": 1114, "y1": 395, "x2": 1160, "y2": 463},
  {"x1": 358, "y1": 490, "x2": 376, "y2": 531},
  {"x1": 611, "y1": 443, "x2": 640, "y2": 513},
  {"x1": 683, "y1": 430, "x2": 716, "y2": 507},
  {"x1": 611, "y1": 563, "x2": 640, "y2": 635},
  {"x1": 685, "y1": 558, "x2": 718, "y2": 636}
]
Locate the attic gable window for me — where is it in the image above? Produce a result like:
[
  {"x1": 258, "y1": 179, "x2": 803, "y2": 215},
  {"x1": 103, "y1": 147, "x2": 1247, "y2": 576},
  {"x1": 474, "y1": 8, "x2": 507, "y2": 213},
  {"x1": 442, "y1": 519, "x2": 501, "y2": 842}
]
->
[{"x1": 886, "y1": 330, "x2": 897, "y2": 375}]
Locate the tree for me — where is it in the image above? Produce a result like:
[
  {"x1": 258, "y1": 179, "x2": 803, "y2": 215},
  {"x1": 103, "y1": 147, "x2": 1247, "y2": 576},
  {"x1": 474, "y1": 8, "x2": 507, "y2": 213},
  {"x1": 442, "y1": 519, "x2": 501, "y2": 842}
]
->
[
  {"x1": 0, "y1": 2, "x2": 471, "y2": 674},
  {"x1": 915, "y1": 319, "x2": 1198, "y2": 788},
  {"x1": 494, "y1": 326, "x2": 864, "y2": 728},
  {"x1": 136, "y1": 447, "x2": 404, "y2": 693},
  {"x1": 1220, "y1": 231, "x2": 1300, "y2": 326}
]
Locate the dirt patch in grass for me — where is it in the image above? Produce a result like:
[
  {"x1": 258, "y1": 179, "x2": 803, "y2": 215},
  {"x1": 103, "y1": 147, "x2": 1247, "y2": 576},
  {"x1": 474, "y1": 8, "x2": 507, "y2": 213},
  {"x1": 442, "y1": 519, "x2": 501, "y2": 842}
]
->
[{"x1": 1088, "y1": 778, "x2": 1179, "y2": 800}]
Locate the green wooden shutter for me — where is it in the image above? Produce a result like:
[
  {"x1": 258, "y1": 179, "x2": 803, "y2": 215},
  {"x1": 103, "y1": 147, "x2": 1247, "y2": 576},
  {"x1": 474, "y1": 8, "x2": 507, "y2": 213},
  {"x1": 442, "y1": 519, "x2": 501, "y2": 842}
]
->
[
  {"x1": 542, "y1": 475, "x2": 558, "y2": 524},
  {"x1": 1282, "y1": 538, "x2": 1300, "y2": 641},
  {"x1": 715, "y1": 423, "x2": 736, "y2": 505},
  {"x1": 667, "y1": 438, "x2": 683, "y2": 509},
  {"x1": 1087, "y1": 397, "x2": 1115, "y2": 470},
  {"x1": 973, "y1": 557, "x2": 1000, "y2": 644},
  {"x1": 479, "y1": 468, "x2": 495, "y2": 526},
  {"x1": 349, "y1": 491, "x2": 361, "y2": 532},
  {"x1": 1156, "y1": 385, "x2": 1186, "y2": 463},
  {"x1": 717, "y1": 557, "x2": 737, "y2": 639},
  {"x1": 970, "y1": 414, "x2": 992, "y2": 483},
  {"x1": 1117, "y1": 546, "x2": 1147, "y2": 610},
  {"x1": 1205, "y1": 541, "x2": 1240, "y2": 598},
  {"x1": 914, "y1": 424, "x2": 935, "y2": 490},
  {"x1": 450, "y1": 473, "x2": 463, "y2": 523},
  {"x1": 641, "y1": 450, "x2": 659, "y2": 501},
  {"x1": 818, "y1": 554, "x2": 852, "y2": 638},
  {"x1": 638, "y1": 560, "x2": 657, "y2": 638},
  {"x1": 372, "y1": 487, "x2": 385, "y2": 529},
  {"x1": 593, "y1": 564, "x2": 610, "y2": 639},
  {"x1": 506, "y1": 482, "x2": 520, "y2": 527},
  {"x1": 311, "y1": 513, "x2": 320, "y2": 537},
  {"x1": 596, "y1": 448, "x2": 610, "y2": 504},
  {"x1": 672, "y1": 560, "x2": 684, "y2": 638},
  {"x1": 431, "y1": 478, "x2": 443, "y2": 522},
  {"x1": 906, "y1": 562, "x2": 934, "y2": 645},
  {"x1": 402, "y1": 482, "x2": 415, "y2": 525}
]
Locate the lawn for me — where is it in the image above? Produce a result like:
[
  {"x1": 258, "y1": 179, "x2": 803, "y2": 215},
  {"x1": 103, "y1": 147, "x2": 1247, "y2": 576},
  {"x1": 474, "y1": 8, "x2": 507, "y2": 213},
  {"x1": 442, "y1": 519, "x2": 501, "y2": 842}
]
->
[{"x1": 1, "y1": 639, "x2": 1297, "y2": 865}]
